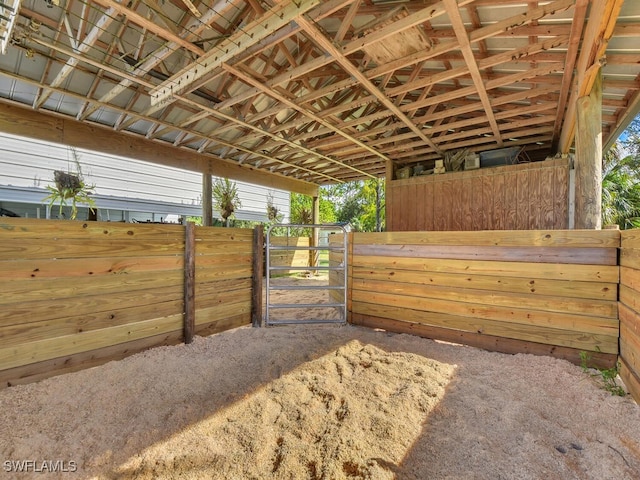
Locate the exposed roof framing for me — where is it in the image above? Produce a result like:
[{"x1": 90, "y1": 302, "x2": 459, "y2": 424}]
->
[{"x1": 1, "y1": 0, "x2": 639, "y2": 191}]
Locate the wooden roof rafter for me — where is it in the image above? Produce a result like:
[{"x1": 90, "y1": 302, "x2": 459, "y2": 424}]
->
[{"x1": 2, "y1": 0, "x2": 640, "y2": 188}]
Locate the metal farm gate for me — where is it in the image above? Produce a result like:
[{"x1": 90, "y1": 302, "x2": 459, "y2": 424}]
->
[{"x1": 265, "y1": 224, "x2": 348, "y2": 326}]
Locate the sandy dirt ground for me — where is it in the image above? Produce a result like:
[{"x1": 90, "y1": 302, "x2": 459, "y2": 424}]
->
[{"x1": 1, "y1": 275, "x2": 640, "y2": 479}]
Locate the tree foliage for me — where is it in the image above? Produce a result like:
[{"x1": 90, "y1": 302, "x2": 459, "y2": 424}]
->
[
  {"x1": 322, "y1": 179, "x2": 385, "y2": 231},
  {"x1": 602, "y1": 143, "x2": 640, "y2": 229}
]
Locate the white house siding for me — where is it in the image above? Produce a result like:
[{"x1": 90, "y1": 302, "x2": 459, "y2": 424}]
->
[{"x1": 0, "y1": 132, "x2": 290, "y2": 222}]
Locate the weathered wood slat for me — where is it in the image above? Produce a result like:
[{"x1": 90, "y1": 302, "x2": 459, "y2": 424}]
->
[
  {"x1": 194, "y1": 254, "x2": 253, "y2": 268},
  {"x1": 620, "y1": 322, "x2": 640, "y2": 382},
  {"x1": 620, "y1": 248, "x2": 640, "y2": 270},
  {"x1": 353, "y1": 244, "x2": 617, "y2": 265},
  {"x1": 492, "y1": 173, "x2": 505, "y2": 230},
  {"x1": 620, "y1": 265, "x2": 640, "y2": 291},
  {"x1": 0, "y1": 299, "x2": 183, "y2": 347},
  {"x1": 529, "y1": 167, "x2": 541, "y2": 230},
  {"x1": 0, "y1": 285, "x2": 183, "y2": 326},
  {"x1": 451, "y1": 179, "x2": 463, "y2": 231},
  {"x1": 0, "y1": 314, "x2": 183, "y2": 371},
  {"x1": 352, "y1": 255, "x2": 619, "y2": 283},
  {"x1": 0, "y1": 256, "x2": 182, "y2": 279},
  {"x1": 540, "y1": 167, "x2": 555, "y2": 227},
  {"x1": 432, "y1": 182, "x2": 442, "y2": 231},
  {"x1": 554, "y1": 165, "x2": 569, "y2": 229},
  {"x1": 385, "y1": 186, "x2": 394, "y2": 230},
  {"x1": 351, "y1": 266, "x2": 617, "y2": 300},
  {"x1": 416, "y1": 183, "x2": 426, "y2": 231},
  {"x1": 195, "y1": 265, "x2": 253, "y2": 282},
  {"x1": 351, "y1": 301, "x2": 618, "y2": 353},
  {"x1": 516, "y1": 169, "x2": 529, "y2": 230},
  {"x1": 352, "y1": 229, "x2": 620, "y2": 247},
  {"x1": 196, "y1": 313, "x2": 251, "y2": 337},
  {"x1": 471, "y1": 175, "x2": 483, "y2": 230},
  {"x1": 424, "y1": 182, "x2": 435, "y2": 230},
  {"x1": 195, "y1": 227, "x2": 254, "y2": 242},
  {"x1": 407, "y1": 183, "x2": 418, "y2": 230},
  {"x1": 621, "y1": 229, "x2": 640, "y2": 249},
  {"x1": 195, "y1": 278, "x2": 252, "y2": 296},
  {"x1": 0, "y1": 238, "x2": 184, "y2": 260},
  {"x1": 0, "y1": 218, "x2": 185, "y2": 240},
  {"x1": 0, "y1": 330, "x2": 183, "y2": 389},
  {"x1": 620, "y1": 303, "x2": 640, "y2": 337},
  {"x1": 399, "y1": 183, "x2": 411, "y2": 231},
  {"x1": 504, "y1": 176, "x2": 517, "y2": 230},
  {"x1": 195, "y1": 287, "x2": 251, "y2": 310},
  {"x1": 194, "y1": 241, "x2": 254, "y2": 255},
  {"x1": 195, "y1": 301, "x2": 252, "y2": 326},
  {"x1": 350, "y1": 313, "x2": 617, "y2": 369},
  {"x1": 620, "y1": 285, "x2": 640, "y2": 315},
  {"x1": 351, "y1": 291, "x2": 618, "y2": 337},
  {"x1": 351, "y1": 278, "x2": 618, "y2": 319},
  {"x1": 0, "y1": 270, "x2": 183, "y2": 305},
  {"x1": 619, "y1": 358, "x2": 640, "y2": 404},
  {"x1": 482, "y1": 174, "x2": 493, "y2": 230}
]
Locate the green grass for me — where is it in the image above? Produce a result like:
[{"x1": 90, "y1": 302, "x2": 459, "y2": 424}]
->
[{"x1": 579, "y1": 351, "x2": 627, "y2": 397}]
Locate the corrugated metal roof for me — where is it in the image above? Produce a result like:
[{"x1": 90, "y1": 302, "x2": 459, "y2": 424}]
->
[{"x1": 0, "y1": 0, "x2": 638, "y2": 188}]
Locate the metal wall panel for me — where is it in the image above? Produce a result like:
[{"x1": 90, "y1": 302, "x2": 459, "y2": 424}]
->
[{"x1": 0, "y1": 132, "x2": 290, "y2": 221}]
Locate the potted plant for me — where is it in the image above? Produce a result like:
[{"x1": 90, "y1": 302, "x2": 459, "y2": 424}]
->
[
  {"x1": 43, "y1": 148, "x2": 96, "y2": 220},
  {"x1": 212, "y1": 178, "x2": 241, "y2": 227}
]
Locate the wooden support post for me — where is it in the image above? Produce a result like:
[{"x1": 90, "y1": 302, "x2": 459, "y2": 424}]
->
[
  {"x1": 311, "y1": 195, "x2": 320, "y2": 268},
  {"x1": 252, "y1": 224, "x2": 264, "y2": 327},
  {"x1": 202, "y1": 173, "x2": 213, "y2": 226},
  {"x1": 575, "y1": 70, "x2": 603, "y2": 229},
  {"x1": 385, "y1": 159, "x2": 394, "y2": 231},
  {"x1": 347, "y1": 231, "x2": 353, "y2": 324},
  {"x1": 184, "y1": 221, "x2": 196, "y2": 343}
]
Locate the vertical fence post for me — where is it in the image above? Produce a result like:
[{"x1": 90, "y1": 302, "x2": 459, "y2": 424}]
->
[
  {"x1": 184, "y1": 221, "x2": 196, "y2": 343},
  {"x1": 347, "y1": 231, "x2": 353, "y2": 324},
  {"x1": 252, "y1": 224, "x2": 264, "y2": 327}
]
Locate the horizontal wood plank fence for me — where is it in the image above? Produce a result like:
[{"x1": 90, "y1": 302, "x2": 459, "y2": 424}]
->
[
  {"x1": 348, "y1": 229, "x2": 620, "y2": 369},
  {"x1": 0, "y1": 218, "x2": 255, "y2": 388},
  {"x1": 3, "y1": 217, "x2": 639, "y2": 403},
  {"x1": 620, "y1": 229, "x2": 640, "y2": 403}
]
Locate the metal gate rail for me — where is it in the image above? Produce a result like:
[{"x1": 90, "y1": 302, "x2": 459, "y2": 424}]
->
[{"x1": 265, "y1": 223, "x2": 348, "y2": 326}]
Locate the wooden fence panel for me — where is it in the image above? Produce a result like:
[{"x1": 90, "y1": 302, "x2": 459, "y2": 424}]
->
[
  {"x1": 194, "y1": 227, "x2": 253, "y2": 335},
  {"x1": 349, "y1": 229, "x2": 620, "y2": 368},
  {"x1": 620, "y1": 229, "x2": 640, "y2": 403},
  {"x1": 388, "y1": 159, "x2": 570, "y2": 232},
  {"x1": 0, "y1": 218, "x2": 258, "y2": 388}
]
